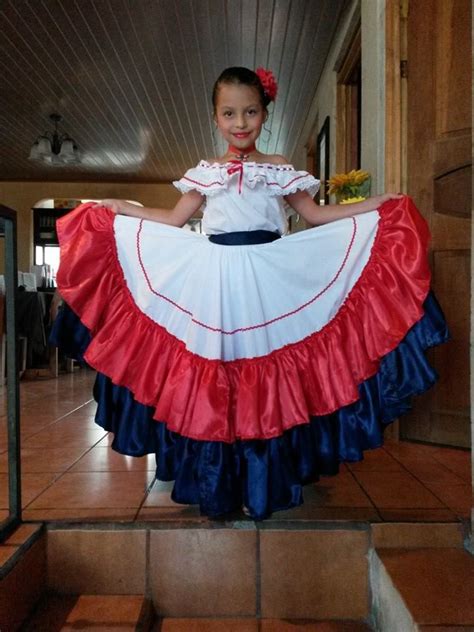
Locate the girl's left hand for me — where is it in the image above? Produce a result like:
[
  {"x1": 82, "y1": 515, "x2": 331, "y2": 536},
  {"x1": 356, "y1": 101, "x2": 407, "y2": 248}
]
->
[{"x1": 369, "y1": 193, "x2": 405, "y2": 207}]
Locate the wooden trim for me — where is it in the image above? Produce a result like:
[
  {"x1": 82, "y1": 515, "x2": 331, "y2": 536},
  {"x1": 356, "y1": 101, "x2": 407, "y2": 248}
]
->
[
  {"x1": 383, "y1": 1, "x2": 406, "y2": 440},
  {"x1": 385, "y1": 0, "x2": 407, "y2": 193},
  {"x1": 338, "y1": 27, "x2": 361, "y2": 83},
  {"x1": 337, "y1": 27, "x2": 361, "y2": 174},
  {"x1": 336, "y1": 84, "x2": 347, "y2": 173}
]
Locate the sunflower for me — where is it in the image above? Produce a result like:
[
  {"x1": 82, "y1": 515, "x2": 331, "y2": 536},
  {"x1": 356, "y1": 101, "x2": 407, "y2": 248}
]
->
[{"x1": 327, "y1": 169, "x2": 371, "y2": 199}]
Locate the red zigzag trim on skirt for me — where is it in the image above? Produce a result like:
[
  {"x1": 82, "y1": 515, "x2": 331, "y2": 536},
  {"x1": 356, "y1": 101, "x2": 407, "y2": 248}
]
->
[{"x1": 136, "y1": 217, "x2": 358, "y2": 334}]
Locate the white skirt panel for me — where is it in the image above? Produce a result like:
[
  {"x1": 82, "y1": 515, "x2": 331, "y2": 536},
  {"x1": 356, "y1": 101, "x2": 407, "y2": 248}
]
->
[{"x1": 114, "y1": 210, "x2": 380, "y2": 361}]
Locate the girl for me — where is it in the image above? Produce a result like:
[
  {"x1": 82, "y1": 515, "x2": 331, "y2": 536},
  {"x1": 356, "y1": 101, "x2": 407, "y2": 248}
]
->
[{"x1": 54, "y1": 66, "x2": 448, "y2": 520}]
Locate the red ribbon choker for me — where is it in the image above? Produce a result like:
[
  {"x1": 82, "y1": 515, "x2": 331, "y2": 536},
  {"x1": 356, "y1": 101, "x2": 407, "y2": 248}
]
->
[
  {"x1": 227, "y1": 143, "x2": 257, "y2": 194},
  {"x1": 228, "y1": 143, "x2": 257, "y2": 160}
]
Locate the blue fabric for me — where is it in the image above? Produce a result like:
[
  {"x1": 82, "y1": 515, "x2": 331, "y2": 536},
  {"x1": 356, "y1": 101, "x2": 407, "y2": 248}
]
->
[
  {"x1": 208, "y1": 230, "x2": 281, "y2": 245},
  {"x1": 50, "y1": 292, "x2": 449, "y2": 520},
  {"x1": 50, "y1": 303, "x2": 91, "y2": 363}
]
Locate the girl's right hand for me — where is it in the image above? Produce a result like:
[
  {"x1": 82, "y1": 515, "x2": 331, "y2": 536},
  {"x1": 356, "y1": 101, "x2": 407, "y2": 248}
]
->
[{"x1": 99, "y1": 199, "x2": 139, "y2": 215}]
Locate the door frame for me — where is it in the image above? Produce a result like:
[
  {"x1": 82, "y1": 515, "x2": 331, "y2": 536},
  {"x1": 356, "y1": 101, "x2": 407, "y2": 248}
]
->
[{"x1": 384, "y1": 0, "x2": 473, "y2": 547}]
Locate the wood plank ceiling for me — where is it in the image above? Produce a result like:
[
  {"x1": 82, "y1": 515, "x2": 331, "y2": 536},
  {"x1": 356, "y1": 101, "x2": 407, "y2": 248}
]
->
[{"x1": 0, "y1": 0, "x2": 347, "y2": 183}]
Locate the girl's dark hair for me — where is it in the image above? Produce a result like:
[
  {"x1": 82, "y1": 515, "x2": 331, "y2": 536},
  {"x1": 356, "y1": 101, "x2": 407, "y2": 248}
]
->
[{"x1": 212, "y1": 67, "x2": 270, "y2": 112}]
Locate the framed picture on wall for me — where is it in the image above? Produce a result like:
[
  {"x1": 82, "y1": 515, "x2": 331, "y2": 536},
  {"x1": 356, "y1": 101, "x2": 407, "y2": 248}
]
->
[{"x1": 316, "y1": 116, "x2": 330, "y2": 205}]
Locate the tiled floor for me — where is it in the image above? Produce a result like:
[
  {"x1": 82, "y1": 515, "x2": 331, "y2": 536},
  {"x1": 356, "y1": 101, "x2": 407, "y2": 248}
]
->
[{"x1": 0, "y1": 368, "x2": 471, "y2": 524}]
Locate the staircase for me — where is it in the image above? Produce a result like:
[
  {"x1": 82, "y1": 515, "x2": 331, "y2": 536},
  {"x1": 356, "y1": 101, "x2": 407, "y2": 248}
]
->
[{"x1": 0, "y1": 520, "x2": 472, "y2": 631}]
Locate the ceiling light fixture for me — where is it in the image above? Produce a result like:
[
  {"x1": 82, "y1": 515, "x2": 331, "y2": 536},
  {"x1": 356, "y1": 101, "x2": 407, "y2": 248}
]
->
[{"x1": 29, "y1": 113, "x2": 81, "y2": 165}]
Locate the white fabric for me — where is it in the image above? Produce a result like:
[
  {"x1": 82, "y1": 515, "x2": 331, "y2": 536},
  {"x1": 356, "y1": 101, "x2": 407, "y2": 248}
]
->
[
  {"x1": 173, "y1": 161, "x2": 320, "y2": 235},
  {"x1": 114, "y1": 210, "x2": 380, "y2": 361}
]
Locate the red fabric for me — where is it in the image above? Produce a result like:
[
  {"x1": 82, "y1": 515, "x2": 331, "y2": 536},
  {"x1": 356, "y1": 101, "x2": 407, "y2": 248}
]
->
[
  {"x1": 228, "y1": 142, "x2": 257, "y2": 157},
  {"x1": 56, "y1": 197, "x2": 431, "y2": 443},
  {"x1": 227, "y1": 160, "x2": 245, "y2": 194}
]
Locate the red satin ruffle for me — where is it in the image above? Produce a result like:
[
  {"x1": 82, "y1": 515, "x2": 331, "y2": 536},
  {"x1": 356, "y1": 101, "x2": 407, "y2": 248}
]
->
[{"x1": 56, "y1": 197, "x2": 430, "y2": 443}]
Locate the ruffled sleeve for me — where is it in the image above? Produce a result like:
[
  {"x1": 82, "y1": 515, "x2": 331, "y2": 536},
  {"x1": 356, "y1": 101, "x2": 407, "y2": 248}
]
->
[
  {"x1": 173, "y1": 161, "x2": 320, "y2": 198},
  {"x1": 173, "y1": 162, "x2": 227, "y2": 196},
  {"x1": 246, "y1": 164, "x2": 320, "y2": 198}
]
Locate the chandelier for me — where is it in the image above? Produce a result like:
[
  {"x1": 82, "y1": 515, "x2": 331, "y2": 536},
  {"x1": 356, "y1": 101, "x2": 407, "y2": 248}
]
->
[{"x1": 29, "y1": 113, "x2": 81, "y2": 165}]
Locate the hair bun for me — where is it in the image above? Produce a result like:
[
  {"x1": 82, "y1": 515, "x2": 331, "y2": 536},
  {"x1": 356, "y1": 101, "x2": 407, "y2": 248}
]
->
[{"x1": 255, "y1": 67, "x2": 278, "y2": 102}]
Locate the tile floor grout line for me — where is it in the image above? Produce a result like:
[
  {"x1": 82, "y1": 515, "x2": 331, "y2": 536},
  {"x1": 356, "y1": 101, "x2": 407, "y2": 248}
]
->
[
  {"x1": 382, "y1": 446, "x2": 467, "y2": 516},
  {"x1": 345, "y1": 461, "x2": 383, "y2": 520},
  {"x1": 133, "y1": 474, "x2": 157, "y2": 522}
]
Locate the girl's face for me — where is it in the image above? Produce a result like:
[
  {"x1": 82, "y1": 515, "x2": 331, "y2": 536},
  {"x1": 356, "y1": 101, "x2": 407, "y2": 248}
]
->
[{"x1": 214, "y1": 83, "x2": 267, "y2": 151}]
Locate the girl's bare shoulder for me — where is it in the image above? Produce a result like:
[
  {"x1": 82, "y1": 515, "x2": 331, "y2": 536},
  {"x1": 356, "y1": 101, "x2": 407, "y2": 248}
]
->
[{"x1": 257, "y1": 154, "x2": 291, "y2": 166}]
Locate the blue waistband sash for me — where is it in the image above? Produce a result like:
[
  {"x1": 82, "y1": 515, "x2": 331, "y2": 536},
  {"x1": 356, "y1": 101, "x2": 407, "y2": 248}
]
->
[{"x1": 208, "y1": 230, "x2": 281, "y2": 245}]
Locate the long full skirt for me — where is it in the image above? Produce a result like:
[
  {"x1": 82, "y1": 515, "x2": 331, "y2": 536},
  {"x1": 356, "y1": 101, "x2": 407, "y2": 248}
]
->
[{"x1": 52, "y1": 197, "x2": 449, "y2": 519}]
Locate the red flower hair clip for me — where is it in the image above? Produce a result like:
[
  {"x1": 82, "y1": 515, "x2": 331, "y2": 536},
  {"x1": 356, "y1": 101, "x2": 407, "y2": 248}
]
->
[{"x1": 255, "y1": 67, "x2": 278, "y2": 102}]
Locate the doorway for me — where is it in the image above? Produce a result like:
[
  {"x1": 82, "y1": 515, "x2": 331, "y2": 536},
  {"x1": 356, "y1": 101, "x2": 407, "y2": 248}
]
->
[{"x1": 399, "y1": 0, "x2": 471, "y2": 448}]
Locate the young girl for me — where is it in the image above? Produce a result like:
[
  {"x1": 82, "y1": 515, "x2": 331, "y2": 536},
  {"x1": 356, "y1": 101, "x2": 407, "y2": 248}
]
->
[{"x1": 54, "y1": 66, "x2": 448, "y2": 520}]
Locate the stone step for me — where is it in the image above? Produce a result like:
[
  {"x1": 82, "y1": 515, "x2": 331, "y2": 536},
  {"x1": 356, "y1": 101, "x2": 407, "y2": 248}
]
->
[
  {"x1": 22, "y1": 593, "x2": 153, "y2": 631},
  {"x1": 371, "y1": 547, "x2": 474, "y2": 630},
  {"x1": 153, "y1": 619, "x2": 372, "y2": 631}
]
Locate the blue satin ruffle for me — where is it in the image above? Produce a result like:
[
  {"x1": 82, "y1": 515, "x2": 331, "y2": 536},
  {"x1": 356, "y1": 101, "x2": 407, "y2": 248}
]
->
[{"x1": 50, "y1": 292, "x2": 449, "y2": 520}]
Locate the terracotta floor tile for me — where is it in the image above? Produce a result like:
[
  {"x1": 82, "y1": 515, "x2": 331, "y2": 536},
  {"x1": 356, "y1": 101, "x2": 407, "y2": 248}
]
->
[
  {"x1": 431, "y1": 450, "x2": 472, "y2": 483},
  {"x1": 22, "y1": 419, "x2": 107, "y2": 448},
  {"x1": 371, "y1": 522, "x2": 464, "y2": 548},
  {"x1": 96, "y1": 433, "x2": 115, "y2": 446},
  {"x1": 150, "y1": 529, "x2": 257, "y2": 617},
  {"x1": 159, "y1": 618, "x2": 258, "y2": 631},
  {"x1": 418, "y1": 627, "x2": 471, "y2": 631},
  {"x1": 48, "y1": 530, "x2": 146, "y2": 594},
  {"x1": 62, "y1": 595, "x2": 143, "y2": 632},
  {"x1": 422, "y1": 483, "x2": 472, "y2": 516},
  {"x1": 23, "y1": 507, "x2": 137, "y2": 522},
  {"x1": 378, "y1": 508, "x2": 457, "y2": 522},
  {"x1": 394, "y1": 458, "x2": 467, "y2": 485},
  {"x1": 260, "y1": 621, "x2": 371, "y2": 631},
  {"x1": 0, "y1": 472, "x2": 59, "y2": 509},
  {"x1": 266, "y1": 505, "x2": 381, "y2": 522},
  {"x1": 17, "y1": 415, "x2": 56, "y2": 432},
  {"x1": 25, "y1": 594, "x2": 144, "y2": 630},
  {"x1": 3, "y1": 523, "x2": 42, "y2": 545},
  {"x1": 69, "y1": 446, "x2": 156, "y2": 472},
  {"x1": 353, "y1": 471, "x2": 446, "y2": 509},
  {"x1": 378, "y1": 548, "x2": 474, "y2": 625},
  {"x1": 137, "y1": 506, "x2": 207, "y2": 522},
  {"x1": 346, "y1": 447, "x2": 405, "y2": 472},
  {"x1": 260, "y1": 530, "x2": 369, "y2": 619},
  {"x1": 21, "y1": 594, "x2": 78, "y2": 631},
  {"x1": 0, "y1": 446, "x2": 88, "y2": 473},
  {"x1": 383, "y1": 440, "x2": 441, "y2": 459},
  {"x1": 144, "y1": 479, "x2": 180, "y2": 507},
  {"x1": 302, "y1": 474, "x2": 374, "y2": 508},
  {"x1": 0, "y1": 544, "x2": 18, "y2": 565},
  {"x1": 0, "y1": 536, "x2": 46, "y2": 631},
  {"x1": 25, "y1": 471, "x2": 154, "y2": 509}
]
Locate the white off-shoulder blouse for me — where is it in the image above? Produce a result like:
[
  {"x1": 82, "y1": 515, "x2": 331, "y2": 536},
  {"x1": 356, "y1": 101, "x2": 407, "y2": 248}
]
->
[{"x1": 173, "y1": 160, "x2": 320, "y2": 235}]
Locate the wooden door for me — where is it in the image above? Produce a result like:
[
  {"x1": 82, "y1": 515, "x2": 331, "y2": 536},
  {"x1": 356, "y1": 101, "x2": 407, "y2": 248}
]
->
[{"x1": 400, "y1": 0, "x2": 471, "y2": 446}]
